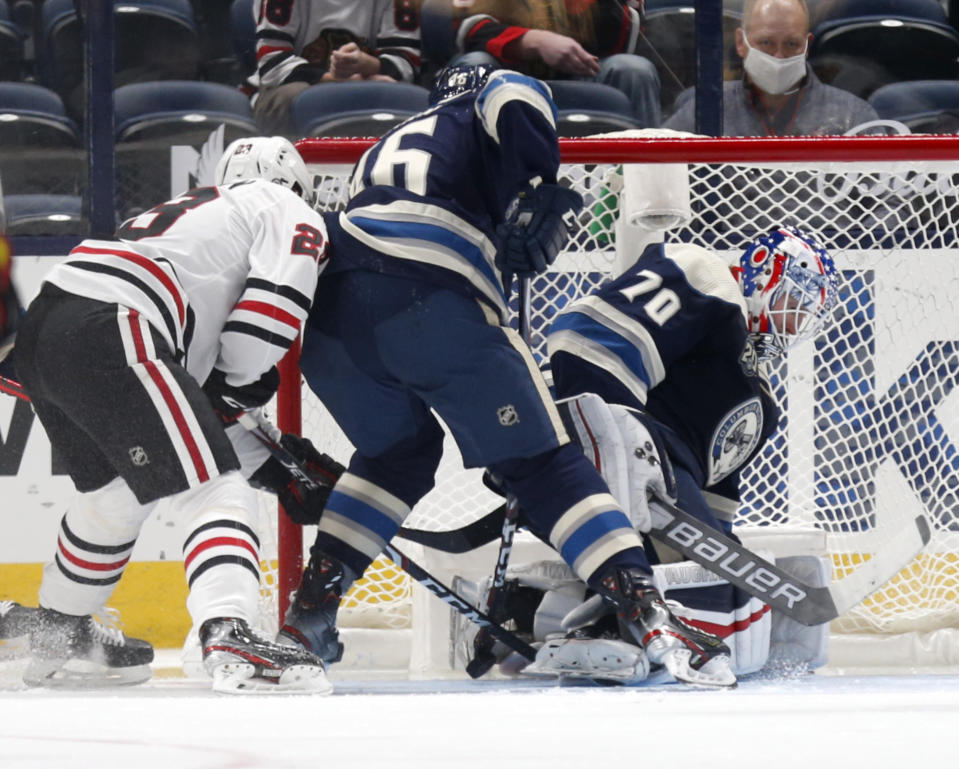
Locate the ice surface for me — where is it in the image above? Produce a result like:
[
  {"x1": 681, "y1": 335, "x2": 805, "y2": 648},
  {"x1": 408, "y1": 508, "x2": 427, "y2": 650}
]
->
[{"x1": 1, "y1": 655, "x2": 958, "y2": 769}]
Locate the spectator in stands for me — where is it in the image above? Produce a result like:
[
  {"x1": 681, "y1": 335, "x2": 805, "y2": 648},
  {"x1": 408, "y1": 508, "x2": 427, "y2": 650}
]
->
[
  {"x1": 663, "y1": 0, "x2": 880, "y2": 135},
  {"x1": 432, "y1": 0, "x2": 660, "y2": 127},
  {"x1": 249, "y1": 1, "x2": 422, "y2": 136}
]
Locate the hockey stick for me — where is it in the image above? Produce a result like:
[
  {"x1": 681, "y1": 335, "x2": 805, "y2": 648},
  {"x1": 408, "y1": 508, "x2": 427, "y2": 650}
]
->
[
  {"x1": 463, "y1": 277, "x2": 533, "y2": 676},
  {"x1": 648, "y1": 498, "x2": 931, "y2": 625},
  {"x1": 239, "y1": 415, "x2": 538, "y2": 663},
  {"x1": 0, "y1": 372, "x2": 28, "y2": 401},
  {"x1": 383, "y1": 542, "x2": 537, "y2": 662},
  {"x1": 399, "y1": 497, "x2": 932, "y2": 627},
  {"x1": 464, "y1": 490, "x2": 520, "y2": 678}
]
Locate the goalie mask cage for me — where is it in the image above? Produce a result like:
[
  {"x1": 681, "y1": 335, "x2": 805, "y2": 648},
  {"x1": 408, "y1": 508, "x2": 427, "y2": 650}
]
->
[{"x1": 267, "y1": 134, "x2": 959, "y2": 674}]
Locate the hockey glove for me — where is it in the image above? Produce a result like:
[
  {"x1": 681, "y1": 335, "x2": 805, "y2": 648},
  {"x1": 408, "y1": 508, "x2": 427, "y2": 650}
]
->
[
  {"x1": 249, "y1": 433, "x2": 346, "y2": 526},
  {"x1": 495, "y1": 183, "x2": 584, "y2": 277},
  {"x1": 203, "y1": 366, "x2": 281, "y2": 425}
]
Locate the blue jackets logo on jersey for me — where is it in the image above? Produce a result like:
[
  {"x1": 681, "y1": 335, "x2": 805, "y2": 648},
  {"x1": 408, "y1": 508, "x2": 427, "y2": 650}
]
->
[{"x1": 708, "y1": 398, "x2": 763, "y2": 486}]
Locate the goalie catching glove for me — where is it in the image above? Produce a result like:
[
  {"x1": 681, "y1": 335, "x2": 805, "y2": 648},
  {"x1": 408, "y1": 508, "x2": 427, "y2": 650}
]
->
[
  {"x1": 495, "y1": 182, "x2": 584, "y2": 277},
  {"x1": 249, "y1": 433, "x2": 345, "y2": 525}
]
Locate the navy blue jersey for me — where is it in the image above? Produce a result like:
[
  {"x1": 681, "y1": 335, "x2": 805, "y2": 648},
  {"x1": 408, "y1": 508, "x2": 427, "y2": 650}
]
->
[
  {"x1": 332, "y1": 70, "x2": 560, "y2": 321},
  {"x1": 547, "y1": 242, "x2": 779, "y2": 508}
]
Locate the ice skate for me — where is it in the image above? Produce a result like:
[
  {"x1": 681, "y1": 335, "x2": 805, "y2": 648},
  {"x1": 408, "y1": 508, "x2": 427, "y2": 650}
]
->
[
  {"x1": 0, "y1": 601, "x2": 36, "y2": 660},
  {"x1": 201, "y1": 617, "x2": 332, "y2": 695},
  {"x1": 599, "y1": 566, "x2": 736, "y2": 688},
  {"x1": 23, "y1": 607, "x2": 154, "y2": 687},
  {"x1": 276, "y1": 553, "x2": 349, "y2": 665}
]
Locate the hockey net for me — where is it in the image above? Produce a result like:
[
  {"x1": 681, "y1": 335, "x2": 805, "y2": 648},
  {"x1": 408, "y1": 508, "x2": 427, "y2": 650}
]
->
[{"x1": 267, "y1": 134, "x2": 959, "y2": 672}]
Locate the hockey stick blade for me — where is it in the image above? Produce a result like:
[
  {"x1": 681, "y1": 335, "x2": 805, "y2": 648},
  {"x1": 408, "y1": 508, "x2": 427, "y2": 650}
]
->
[
  {"x1": 649, "y1": 499, "x2": 931, "y2": 626},
  {"x1": 828, "y1": 513, "x2": 931, "y2": 616}
]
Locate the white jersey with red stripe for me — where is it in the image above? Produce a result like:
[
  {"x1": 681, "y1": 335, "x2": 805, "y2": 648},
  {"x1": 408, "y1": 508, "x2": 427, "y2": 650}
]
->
[
  {"x1": 41, "y1": 179, "x2": 329, "y2": 390},
  {"x1": 253, "y1": 0, "x2": 421, "y2": 90}
]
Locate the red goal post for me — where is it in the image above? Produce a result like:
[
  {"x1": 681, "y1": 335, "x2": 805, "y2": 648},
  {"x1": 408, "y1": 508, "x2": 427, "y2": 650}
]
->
[{"x1": 269, "y1": 134, "x2": 959, "y2": 672}]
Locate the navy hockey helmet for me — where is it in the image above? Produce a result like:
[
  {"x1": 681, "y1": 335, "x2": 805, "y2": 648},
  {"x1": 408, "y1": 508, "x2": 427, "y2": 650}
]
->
[
  {"x1": 737, "y1": 225, "x2": 838, "y2": 360},
  {"x1": 429, "y1": 63, "x2": 497, "y2": 105}
]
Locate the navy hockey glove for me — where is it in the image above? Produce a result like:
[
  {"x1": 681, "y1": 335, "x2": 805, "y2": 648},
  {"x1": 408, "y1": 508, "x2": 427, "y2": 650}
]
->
[
  {"x1": 249, "y1": 434, "x2": 346, "y2": 526},
  {"x1": 495, "y1": 184, "x2": 584, "y2": 277},
  {"x1": 203, "y1": 366, "x2": 281, "y2": 425}
]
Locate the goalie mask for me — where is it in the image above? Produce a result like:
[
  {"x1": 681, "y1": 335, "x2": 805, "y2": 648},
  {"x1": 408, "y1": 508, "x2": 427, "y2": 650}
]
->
[
  {"x1": 429, "y1": 63, "x2": 497, "y2": 105},
  {"x1": 215, "y1": 136, "x2": 316, "y2": 207},
  {"x1": 737, "y1": 226, "x2": 838, "y2": 360}
]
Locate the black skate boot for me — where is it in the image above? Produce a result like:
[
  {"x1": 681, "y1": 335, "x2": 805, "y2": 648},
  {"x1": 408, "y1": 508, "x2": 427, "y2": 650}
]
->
[
  {"x1": 276, "y1": 553, "x2": 352, "y2": 665},
  {"x1": 23, "y1": 607, "x2": 154, "y2": 687},
  {"x1": 598, "y1": 567, "x2": 736, "y2": 688},
  {"x1": 200, "y1": 617, "x2": 331, "y2": 694},
  {"x1": 0, "y1": 601, "x2": 37, "y2": 660}
]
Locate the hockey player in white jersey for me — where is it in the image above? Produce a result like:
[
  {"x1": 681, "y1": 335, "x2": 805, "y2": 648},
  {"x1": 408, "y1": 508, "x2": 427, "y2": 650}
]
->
[{"x1": 13, "y1": 137, "x2": 335, "y2": 693}]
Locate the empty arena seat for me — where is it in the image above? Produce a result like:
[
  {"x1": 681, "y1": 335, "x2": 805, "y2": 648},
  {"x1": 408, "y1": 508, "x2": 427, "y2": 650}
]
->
[
  {"x1": 0, "y1": 81, "x2": 79, "y2": 146},
  {"x1": 0, "y1": 0, "x2": 23, "y2": 81},
  {"x1": 868, "y1": 80, "x2": 959, "y2": 133},
  {"x1": 36, "y1": 0, "x2": 202, "y2": 113},
  {"x1": 229, "y1": 0, "x2": 256, "y2": 77},
  {"x1": 291, "y1": 81, "x2": 431, "y2": 137},
  {"x1": 545, "y1": 81, "x2": 641, "y2": 137},
  {"x1": 2, "y1": 193, "x2": 84, "y2": 235},
  {"x1": 114, "y1": 80, "x2": 258, "y2": 141},
  {"x1": 810, "y1": 0, "x2": 959, "y2": 99},
  {"x1": 113, "y1": 80, "x2": 259, "y2": 220},
  {"x1": 0, "y1": 82, "x2": 83, "y2": 197}
]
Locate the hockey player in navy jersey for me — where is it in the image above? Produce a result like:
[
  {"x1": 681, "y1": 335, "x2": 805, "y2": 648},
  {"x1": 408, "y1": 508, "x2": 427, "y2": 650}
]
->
[
  {"x1": 549, "y1": 225, "x2": 838, "y2": 534},
  {"x1": 13, "y1": 137, "x2": 336, "y2": 693},
  {"x1": 284, "y1": 63, "x2": 736, "y2": 687},
  {"x1": 509, "y1": 225, "x2": 838, "y2": 680}
]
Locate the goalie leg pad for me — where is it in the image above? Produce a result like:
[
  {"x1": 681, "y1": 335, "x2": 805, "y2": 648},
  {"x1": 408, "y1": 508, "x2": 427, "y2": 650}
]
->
[{"x1": 652, "y1": 558, "x2": 773, "y2": 676}]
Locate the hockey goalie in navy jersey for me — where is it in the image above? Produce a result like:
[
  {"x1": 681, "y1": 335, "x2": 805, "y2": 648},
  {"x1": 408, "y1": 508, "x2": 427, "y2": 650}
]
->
[
  {"x1": 287, "y1": 64, "x2": 737, "y2": 688},
  {"x1": 12, "y1": 137, "x2": 339, "y2": 694},
  {"x1": 492, "y1": 225, "x2": 839, "y2": 682}
]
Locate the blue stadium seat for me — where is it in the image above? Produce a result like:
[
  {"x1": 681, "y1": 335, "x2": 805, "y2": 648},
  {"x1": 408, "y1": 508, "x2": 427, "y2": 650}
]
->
[
  {"x1": 545, "y1": 81, "x2": 641, "y2": 137},
  {"x1": 0, "y1": 0, "x2": 24, "y2": 81},
  {"x1": 868, "y1": 80, "x2": 959, "y2": 133},
  {"x1": 0, "y1": 81, "x2": 79, "y2": 146},
  {"x1": 36, "y1": 0, "x2": 202, "y2": 111},
  {"x1": 114, "y1": 80, "x2": 258, "y2": 141},
  {"x1": 810, "y1": 0, "x2": 959, "y2": 99},
  {"x1": 1, "y1": 193, "x2": 83, "y2": 236},
  {"x1": 114, "y1": 81, "x2": 258, "y2": 221},
  {"x1": 230, "y1": 0, "x2": 257, "y2": 76},
  {"x1": 291, "y1": 81, "x2": 431, "y2": 137}
]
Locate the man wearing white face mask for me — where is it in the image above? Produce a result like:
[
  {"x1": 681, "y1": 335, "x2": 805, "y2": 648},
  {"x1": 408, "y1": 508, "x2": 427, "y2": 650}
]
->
[{"x1": 663, "y1": 0, "x2": 879, "y2": 135}]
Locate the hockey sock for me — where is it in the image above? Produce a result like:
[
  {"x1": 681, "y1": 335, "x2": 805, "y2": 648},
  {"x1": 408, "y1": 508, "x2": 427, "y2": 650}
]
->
[
  {"x1": 177, "y1": 471, "x2": 262, "y2": 625},
  {"x1": 39, "y1": 477, "x2": 156, "y2": 615},
  {"x1": 492, "y1": 443, "x2": 653, "y2": 586}
]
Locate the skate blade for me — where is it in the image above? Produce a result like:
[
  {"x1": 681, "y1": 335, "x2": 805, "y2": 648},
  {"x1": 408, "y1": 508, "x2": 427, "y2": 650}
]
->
[
  {"x1": 663, "y1": 649, "x2": 737, "y2": 689},
  {"x1": 211, "y1": 662, "x2": 333, "y2": 695},
  {"x1": 23, "y1": 658, "x2": 152, "y2": 689}
]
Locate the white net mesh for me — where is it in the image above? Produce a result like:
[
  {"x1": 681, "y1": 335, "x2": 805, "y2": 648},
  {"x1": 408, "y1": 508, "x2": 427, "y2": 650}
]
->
[{"x1": 279, "y1": 138, "x2": 959, "y2": 648}]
